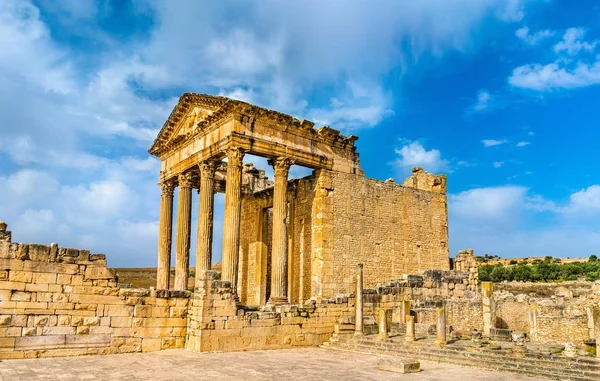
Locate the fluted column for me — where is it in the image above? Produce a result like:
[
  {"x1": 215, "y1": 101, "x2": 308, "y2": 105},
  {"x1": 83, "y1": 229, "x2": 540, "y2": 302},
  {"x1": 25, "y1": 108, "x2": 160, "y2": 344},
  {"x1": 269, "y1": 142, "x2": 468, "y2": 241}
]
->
[
  {"x1": 174, "y1": 172, "x2": 193, "y2": 291},
  {"x1": 268, "y1": 157, "x2": 292, "y2": 304},
  {"x1": 156, "y1": 180, "x2": 175, "y2": 290},
  {"x1": 221, "y1": 147, "x2": 245, "y2": 291},
  {"x1": 195, "y1": 160, "x2": 217, "y2": 289}
]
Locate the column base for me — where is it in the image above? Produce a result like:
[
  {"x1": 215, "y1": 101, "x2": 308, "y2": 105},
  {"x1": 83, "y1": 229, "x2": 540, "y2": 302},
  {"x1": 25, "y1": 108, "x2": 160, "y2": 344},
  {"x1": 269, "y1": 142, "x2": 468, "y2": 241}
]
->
[{"x1": 267, "y1": 296, "x2": 289, "y2": 305}]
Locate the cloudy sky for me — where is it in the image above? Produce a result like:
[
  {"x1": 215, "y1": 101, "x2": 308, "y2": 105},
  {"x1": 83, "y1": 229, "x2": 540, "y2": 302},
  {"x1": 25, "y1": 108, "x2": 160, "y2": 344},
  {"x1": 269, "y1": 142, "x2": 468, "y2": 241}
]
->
[{"x1": 1, "y1": 0, "x2": 599, "y2": 267}]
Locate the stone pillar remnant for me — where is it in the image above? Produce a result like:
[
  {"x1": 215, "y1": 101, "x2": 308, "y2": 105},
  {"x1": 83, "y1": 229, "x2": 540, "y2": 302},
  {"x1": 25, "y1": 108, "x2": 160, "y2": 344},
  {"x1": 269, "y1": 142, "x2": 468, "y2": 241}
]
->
[
  {"x1": 378, "y1": 308, "x2": 389, "y2": 339},
  {"x1": 268, "y1": 157, "x2": 292, "y2": 304},
  {"x1": 156, "y1": 180, "x2": 175, "y2": 289},
  {"x1": 355, "y1": 263, "x2": 364, "y2": 335},
  {"x1": 400, "y1": 300, "x2": 411, "y2": 324},
  {"x1": 594, "y1": 308, "x2": 600, "y2": 358},
  {"x1": 481, "y1": 281, "x2": 494, "y2": 337},
  {"x1": 405, "y1": 315, "x2": 416, "y2": 342},
  {"x1": 195, "y1": 161, "x2": 217, "y2": 289},
  {"x1": 174, "y1": 172, "x2": 193, "y2": 290},
  {"x1": 436, "y1": 307, "x2": 447, "y2": 345},
  {"x1": 221, "y1": 147, "x2": 245, "y2": 291}
]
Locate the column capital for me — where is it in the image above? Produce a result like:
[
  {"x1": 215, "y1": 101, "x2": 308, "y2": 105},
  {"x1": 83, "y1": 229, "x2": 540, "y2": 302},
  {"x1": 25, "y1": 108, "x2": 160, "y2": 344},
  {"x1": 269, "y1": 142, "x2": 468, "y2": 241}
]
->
[
  {"x1": 198, "y1": 160, "x2": 218, "y2": 179},
  {"x1": 268, "y1": 157, "x2": 293, "y2": 176},
  {"x1": 158, "y1": 180, "x2": 176, "y2": 196},
  {"x1": 226, "y1": 147, "x2": 245, "y2": 168},
  {"x1": 178, "y1": 172, "x2": 194, "y2": 188}
]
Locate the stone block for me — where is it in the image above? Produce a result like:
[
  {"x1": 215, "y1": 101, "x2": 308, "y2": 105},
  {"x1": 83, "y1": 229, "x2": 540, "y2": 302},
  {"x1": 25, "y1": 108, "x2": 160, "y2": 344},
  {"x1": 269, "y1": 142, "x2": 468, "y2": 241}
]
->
[
  {"x1": 110, "y1": 317, "x2": 133, "y2": 328},
  {"x1": 377, "y1": 358, "x2": 420, "y2": 374},
  {"x1": 65, "y1": 334, "x2": 110, "y2": 348},
  {"x1": 32, "y1": 272, "x2": 57, "y2": 284},
  {"x1": 28, "y1": 244, "x2": 50, "y2": 261},
  {"x1": 142, "y1": 338, "x2": 161, "y2": 352},
  {"x1": 0, "y1": 281, "x2": 26, "y2": 291},
  {"x1": 10, "y1": 291, "x2": 30, "y2": 302},
  {"x1": 83, "y1": 317, "x2": 101, "y2": 326},
  {"x1": 15, "y1": 335, "x2": 66, "y2": 350},
  {"x1": 10, "y1": 315, "x2": 27, "y2": 327},
  {"x1": 84, "y1": 267, "x2": 114, "y2": 280},
  {"x1": 42, "y1": 326, "x2": 76, "y2": 335},
  {"x1": 25, "y1": 283, "x2": 49, "y2": 292},
  {"x1": 0, "y1": 337, "x2": 15, "y2": 349},
  {"x1": 106, "y1": 305, "x2": 134, "y2": 317},
  {"x1": 0, "y1": 315, "x2": 10, "y2": 326},
  {"x1": 134, "y1": 305, "x2": 153, "y2": 318}
]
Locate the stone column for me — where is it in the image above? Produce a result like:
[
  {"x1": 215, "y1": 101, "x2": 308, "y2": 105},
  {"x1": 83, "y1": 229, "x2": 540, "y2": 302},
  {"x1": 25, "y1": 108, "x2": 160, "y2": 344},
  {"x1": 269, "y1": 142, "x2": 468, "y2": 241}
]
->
[
  {"x1": 355, "y1": 263, "x2": 364, "y2": 335},
  {"x1": 436, "y1": 307, "x2": 447, "y2": 345},
  {"x1": 195, "y1": 160, "x2": 217, "y2": 289},
  {"x1": 156, "y1": 180, "x2": 175, "y2": 290},
  {"x1": 221, "y1": 147, "x2": 245, "y2": 290},
  {"x1": 268, "y1": 157, "x2": 292, "y2": 304},
  {"x1": 593, "y1": 308, "x2": 600, "y2": 358},
  {"x1": 174, "y1": 172, "x2": 193, "y2": 291},
  {"x1": 400, "y1": 300, "x2": 411, "y2": 324},
  {"x1": 377, "y1": 309, "x2": 389, "y2": 339},
  {"x1": 405, "y1": 315, "x2": 416, "y2": 342}
]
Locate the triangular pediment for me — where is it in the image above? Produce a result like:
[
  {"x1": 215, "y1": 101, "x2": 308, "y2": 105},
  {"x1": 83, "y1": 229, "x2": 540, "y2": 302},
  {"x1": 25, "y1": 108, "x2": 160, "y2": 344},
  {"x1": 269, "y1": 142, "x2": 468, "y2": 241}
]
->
[{"x1": 148, "y1": 93, "x2": 229, "y2": 156}]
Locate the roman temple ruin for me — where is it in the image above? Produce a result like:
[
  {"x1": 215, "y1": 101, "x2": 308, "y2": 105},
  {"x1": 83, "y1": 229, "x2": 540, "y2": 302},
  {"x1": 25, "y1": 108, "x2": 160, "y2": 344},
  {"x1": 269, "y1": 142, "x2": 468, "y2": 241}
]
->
[{"x1": 1, "y1": 93, "x2": 599, "y2": 379}]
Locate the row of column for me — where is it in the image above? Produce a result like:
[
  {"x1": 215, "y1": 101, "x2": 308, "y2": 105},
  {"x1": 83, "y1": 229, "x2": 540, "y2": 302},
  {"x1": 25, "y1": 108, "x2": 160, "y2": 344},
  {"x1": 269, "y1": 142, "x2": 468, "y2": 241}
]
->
[{"x1": 156, "y1": 148, "x2": 293, "y2": 304}]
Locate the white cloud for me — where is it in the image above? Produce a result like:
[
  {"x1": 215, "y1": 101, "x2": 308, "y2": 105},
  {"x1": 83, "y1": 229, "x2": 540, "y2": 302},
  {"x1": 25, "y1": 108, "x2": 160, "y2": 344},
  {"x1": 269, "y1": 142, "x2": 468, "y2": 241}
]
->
[
  {"x1": 482, "y1": 139, "x2": 509, "y2": 147},
  {"x1": 493, "y1": 161, "x2": 504, "y2": 168},
  {"x1": 563, "y1": 185, "x2": 600, "y2": 216},
  {"x1": 468, "y1": 89, "x2": 493, "y2": 113},
  {"x1": 392, "y1": 140, "x2": 449, "y2": 178},
  {"x1": 554, "y1": 28, "x2": 597, "y2": 56},
  {"x1": 516, "y1": 141, "x2": 530, "y2": 147},
  {"x1": 509, "y1": 26, "x2": 600, "y2": 91},
  {"x1": 450, "y1": 186, "x2": 527, "y2": 222},
  {"x1": 515, "y1": 26, "x2": 554, "y2": 45},
  {"x1": 509, "y1": 61, "x2": 600, "y2": 90},
  {"x1": 496, "y1": 0, "x2": 527, "y2": 22}
]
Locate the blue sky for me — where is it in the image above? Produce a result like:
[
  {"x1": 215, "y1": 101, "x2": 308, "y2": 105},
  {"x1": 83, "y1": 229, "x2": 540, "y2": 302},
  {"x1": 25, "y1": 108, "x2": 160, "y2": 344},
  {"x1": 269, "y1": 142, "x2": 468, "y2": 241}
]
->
[{"x1": 1, "y1": 0, "x2": 599, "y2": 267}]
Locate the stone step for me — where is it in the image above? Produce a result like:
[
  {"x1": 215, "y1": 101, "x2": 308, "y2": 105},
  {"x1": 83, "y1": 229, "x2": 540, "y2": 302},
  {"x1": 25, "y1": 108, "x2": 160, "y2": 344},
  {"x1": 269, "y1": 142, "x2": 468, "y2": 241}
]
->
[
  {"x1": 341, "y1": 341, "x2": 600, "y2": 376},
  {"x1": 329, "y1": 343, "x2": 598, "y2": 381},
  {"x1": 326, "y1": 336, "x2": 600, "y2": 381},
  {"x1": 333, "y1": 335, "x2": 600, "y2": 371}
]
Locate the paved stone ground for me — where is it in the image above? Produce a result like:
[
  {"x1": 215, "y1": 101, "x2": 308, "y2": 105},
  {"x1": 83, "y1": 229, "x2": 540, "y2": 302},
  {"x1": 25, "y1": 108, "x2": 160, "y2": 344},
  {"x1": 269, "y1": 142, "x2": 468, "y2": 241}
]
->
[{"x1": 0, "y1": 347, "x2": 550, "y2": 381}]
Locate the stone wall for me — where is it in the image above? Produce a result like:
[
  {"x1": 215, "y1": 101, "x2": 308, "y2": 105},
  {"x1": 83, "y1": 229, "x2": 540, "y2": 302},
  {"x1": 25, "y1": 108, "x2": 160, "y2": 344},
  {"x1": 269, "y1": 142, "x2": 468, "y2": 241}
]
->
[
  {"x1": 0, "y1": 238, "x2": 189, "y2": 359},
  {"x1": 186, "y1": 271, "x2": 365, "y2": 352},
  {"x1": 489, "y1": 281, "x2": 600, "y2": 345},
  {"x1": 322, "y1": 169, "x2": 449, "y2": 296},
  {"x1": 238, "y1": 167, "x2": 450, "y2": 302}
]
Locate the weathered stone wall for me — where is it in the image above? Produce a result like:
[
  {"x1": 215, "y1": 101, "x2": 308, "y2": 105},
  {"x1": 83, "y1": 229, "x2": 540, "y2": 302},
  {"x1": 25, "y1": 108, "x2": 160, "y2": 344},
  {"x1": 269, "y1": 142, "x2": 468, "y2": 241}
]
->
[
  {"x1": 323, "y1": 170, "x2": 449, "y2": 296},
  {"x1": 239, "y1": 168, "x2": 449, "y2": 302},
  {"x1": 0, "y1": 239, "x2": 189, "y2": 359},
  {"x1": 490, "y1": 281, "x2": 600, "y2": 345},
  {"x1": 186, "y1": 271, "x2": 365, "y2": 352},
  {"x1": 493, "y1": 295, "x2": 531, "y2": 331}
]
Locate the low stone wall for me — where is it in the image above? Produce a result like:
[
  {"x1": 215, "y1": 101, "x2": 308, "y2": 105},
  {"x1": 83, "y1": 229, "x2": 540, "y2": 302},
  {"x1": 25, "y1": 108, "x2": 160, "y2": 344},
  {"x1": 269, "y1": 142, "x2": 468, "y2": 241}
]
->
[
  {"x1": 490, "y1": 282, "x2": 600, "y2": 345},
  {"x1": 186, "y1": 271, "x2": 364, "y2": 352},
  {"x1": 0, "y1": 241, "x2": 189, "y2": 359}
]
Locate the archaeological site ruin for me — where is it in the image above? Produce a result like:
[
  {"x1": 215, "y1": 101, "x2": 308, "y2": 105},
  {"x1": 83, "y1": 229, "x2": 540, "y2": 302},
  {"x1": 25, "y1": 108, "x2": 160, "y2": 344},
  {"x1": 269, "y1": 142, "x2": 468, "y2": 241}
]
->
[{"x1": 1, "y1": 93, "x2": 599, "y2": 379}]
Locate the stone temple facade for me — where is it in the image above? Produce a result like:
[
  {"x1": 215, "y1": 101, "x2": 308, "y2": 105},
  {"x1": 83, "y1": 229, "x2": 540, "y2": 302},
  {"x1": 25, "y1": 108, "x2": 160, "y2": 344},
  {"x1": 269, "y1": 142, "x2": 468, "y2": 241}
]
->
[{"x1": 147, "y1": 93, "x2": 450, "y2": 304}]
